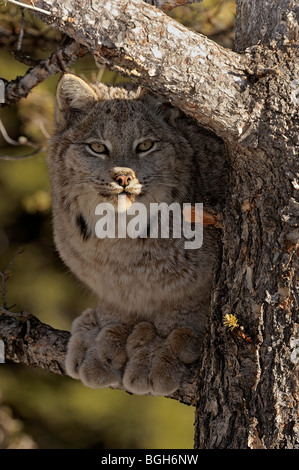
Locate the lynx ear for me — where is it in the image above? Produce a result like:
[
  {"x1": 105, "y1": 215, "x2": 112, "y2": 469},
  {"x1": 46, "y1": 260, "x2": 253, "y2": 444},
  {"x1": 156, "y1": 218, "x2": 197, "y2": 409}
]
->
[
  {"x1": 55, "y1": 74, "x2": 98, "y2": 129},
  {"x1": 156, "y1": 101, "x2": 182, "y2": 125},
  {"x1": 142, "y1": 93, "x2": 182, "y2": 126}
]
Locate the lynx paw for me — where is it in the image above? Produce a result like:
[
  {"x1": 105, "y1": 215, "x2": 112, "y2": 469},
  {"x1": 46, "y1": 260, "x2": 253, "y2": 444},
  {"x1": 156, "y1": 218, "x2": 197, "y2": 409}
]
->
[
  {"x1": 123, "y1": 322, "x2": 156, "y2": 394},
  {"x1": 148, "y1": 327, "x2": 202, "y2": 395},
  {"x1": 77, "y1": 344, "x2": 122, "y2": 388},
  {"x1": 65, "y1": 309, "x2": 131, "y2": 389},
  {"x1": 149, "y1": 344, "x2": 187, "y2": 396},
  {"x1": 65, "y1": 308, "x2": 99, "y2": 379},
  {"x1": 166, "y1": 327, "x2": 202, "y2": 364},
  {"x1": 96, "y1": 324, "x2": 131, "y2": 369},
  {"x1": 123, "y1": 325, "x2": 202, "y2": 396}
]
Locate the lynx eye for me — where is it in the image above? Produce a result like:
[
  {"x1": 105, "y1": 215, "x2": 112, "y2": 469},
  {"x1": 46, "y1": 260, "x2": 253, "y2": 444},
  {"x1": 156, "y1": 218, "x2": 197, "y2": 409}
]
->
[
  {"x1": 88, "y1": 143, "x2": 108, "y2": 154},
  {"x1": 136, "y1": 141, "x2": 154, "y2": 153}
]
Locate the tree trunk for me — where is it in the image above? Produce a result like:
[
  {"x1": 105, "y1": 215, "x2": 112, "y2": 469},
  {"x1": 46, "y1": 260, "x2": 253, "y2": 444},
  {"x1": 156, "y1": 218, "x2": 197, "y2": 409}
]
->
[
  {"x1": 195, "y1": 1, "x2": 299, "y2": 449},
  {"x1": 1, "y1": 0, "x2": 298, "y2": 449}
]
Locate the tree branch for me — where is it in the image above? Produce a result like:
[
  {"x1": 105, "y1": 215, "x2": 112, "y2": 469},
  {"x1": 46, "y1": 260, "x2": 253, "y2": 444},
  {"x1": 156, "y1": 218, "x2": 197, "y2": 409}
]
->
[
  {"x1": 0, "y1": 313, "x2": 69, "y2": 375},
  {"x1": 0, "y1": 312, "x2": 198, "y2": 405},
  {"x1": 1, "y1": 39, "x2": 88, "y2": 108},
  {"x1": 16, "y1": 0, "x2": 250, "y2": 139},
  {"x1": 5, "y1": 0, "x2": 51, "y2": 15}
]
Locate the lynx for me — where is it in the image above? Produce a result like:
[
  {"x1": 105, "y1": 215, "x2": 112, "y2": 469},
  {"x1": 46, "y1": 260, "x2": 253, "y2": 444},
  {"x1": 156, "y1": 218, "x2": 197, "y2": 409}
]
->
[{"x1": 47, "y1": 74, "x2": 228, "y2": 396}]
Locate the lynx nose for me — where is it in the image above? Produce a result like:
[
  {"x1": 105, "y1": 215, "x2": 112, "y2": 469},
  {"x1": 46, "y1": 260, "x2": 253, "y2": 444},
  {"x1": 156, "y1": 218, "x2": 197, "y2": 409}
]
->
[
  {"x1": 115, "y1": 174, "x2": 133, "y2": 187},
  {"x1": 112, "y1": 168, "x2": 135, "y2": 188}
]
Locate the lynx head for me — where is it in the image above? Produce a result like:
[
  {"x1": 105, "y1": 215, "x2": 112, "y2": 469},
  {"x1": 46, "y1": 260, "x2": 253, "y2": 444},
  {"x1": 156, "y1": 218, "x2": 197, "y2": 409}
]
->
[{"x1": 48, "y1": 74, "x2": 195, "y2": 225}]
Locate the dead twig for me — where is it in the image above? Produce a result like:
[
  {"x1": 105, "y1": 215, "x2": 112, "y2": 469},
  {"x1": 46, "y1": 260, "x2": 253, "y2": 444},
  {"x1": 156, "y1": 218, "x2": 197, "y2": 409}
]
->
[
  {"x1": 1, "y1": 39, "x2": 88, "y2": 108},
  {"x1": 16, "y1": 6, "x2": 25, "y2": 51},
  {"x1": 0, "y1": 147, "x2": 45, "y2": 161},
  {"x1": 6, "y1": 0, "x2": 51, "y2": 16},
  {"x1": 0, "y1": 119, "x2": 45, "y2": 160}
]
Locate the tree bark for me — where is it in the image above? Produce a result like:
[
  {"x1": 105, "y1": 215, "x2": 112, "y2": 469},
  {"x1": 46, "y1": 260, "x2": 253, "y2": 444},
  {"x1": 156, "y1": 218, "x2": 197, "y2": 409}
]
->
[
  {"x1": 194, "y1": 1, "x2": 299, "y2": 449},
  {"x1": 1, "y1": 0, "x2": 298, "y2": 449},
  {"x1": 235, "y1": 0, "x2": 299, "y2": 51},
  {"x1": 144, "y1": 0, "x2": 202, "y2": 10},
  {"x1": 18, "y1": 0, "x2": 249, "y2": 139},
  {"x1": 0, "y1": 313, "x2": 69, "y2": 375}
]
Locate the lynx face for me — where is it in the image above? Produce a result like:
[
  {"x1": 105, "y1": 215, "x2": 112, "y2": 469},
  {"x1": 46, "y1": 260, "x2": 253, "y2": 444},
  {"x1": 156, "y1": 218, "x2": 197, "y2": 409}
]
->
[{"x1": 49, "y1": 75, "x2": 194, "y2": 225}]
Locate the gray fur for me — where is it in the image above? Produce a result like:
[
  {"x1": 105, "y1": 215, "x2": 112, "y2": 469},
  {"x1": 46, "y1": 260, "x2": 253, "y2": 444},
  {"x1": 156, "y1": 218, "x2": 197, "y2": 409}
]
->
[{"x1": 47, "y1": 74, "x2": 228, "y2": 395}]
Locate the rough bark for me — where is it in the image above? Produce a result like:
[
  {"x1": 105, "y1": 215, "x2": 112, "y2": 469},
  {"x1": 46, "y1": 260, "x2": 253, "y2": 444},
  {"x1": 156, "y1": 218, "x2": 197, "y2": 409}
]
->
[
  {"x1": 18, "y1": 0, "x2": 249, "y2": 140},
  {"x1": 1, "y1": 0, "x2": 298, "y2": 449},
  {"x1": 194, "y1": 3, "x2": 299, "y2": 449},
  {"x1": 235, "y1": 0, "x2": 299, "y2": 51},
  {"x1": 144, "y1": 0, "x2": 202, "y2": 10},
  {"x1": 0, "y1": 313, "x2": 69, "y2": 375}
]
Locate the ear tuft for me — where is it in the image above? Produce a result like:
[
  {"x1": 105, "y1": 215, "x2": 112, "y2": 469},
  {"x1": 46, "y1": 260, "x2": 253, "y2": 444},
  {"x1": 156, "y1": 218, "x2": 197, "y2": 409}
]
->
[
  {"x1": 56, "y1": 74, "x2": 98, "y2": 110},
  {"x1": 55, "y1": 74, "x2": 98, "y2": 129}
]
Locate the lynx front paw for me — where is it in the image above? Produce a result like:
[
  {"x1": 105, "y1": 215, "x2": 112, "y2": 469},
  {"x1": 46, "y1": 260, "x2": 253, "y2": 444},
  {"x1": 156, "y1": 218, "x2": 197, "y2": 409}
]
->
[
  {"x1": 123, "y1": 322, "x2": 156, "y2": 394},
  {"x1": 96, "y1": 324, "x2": 131, "y2": 369},
  {"x1": 148, "y1": 327, "x2": 202, "y2": 395},
  {"x1": 65, "y1": 309, "x2": 131, "y2": 389},
  {"x1": 123, "y1": 324, "x2": 202, "y2": 396},
  {"x1": 65, "y1": 308, "x2": 99, "y2": 379},
  {"x1": 166, "y1": 327, "x2": 202, "y2": 364},
  {"x1": 77, "y1": 344, "x2": 122, "y2": 388},
  {"x1": 149, "y1": 344, "x2": 187, "y2": 396}
]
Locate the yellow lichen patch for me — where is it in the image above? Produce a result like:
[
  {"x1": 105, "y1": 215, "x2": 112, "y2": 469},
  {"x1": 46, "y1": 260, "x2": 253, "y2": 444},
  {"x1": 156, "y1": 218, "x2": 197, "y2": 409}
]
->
[{"x1": 223, "y1": 313, "x2": 239, "y2": 331}]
